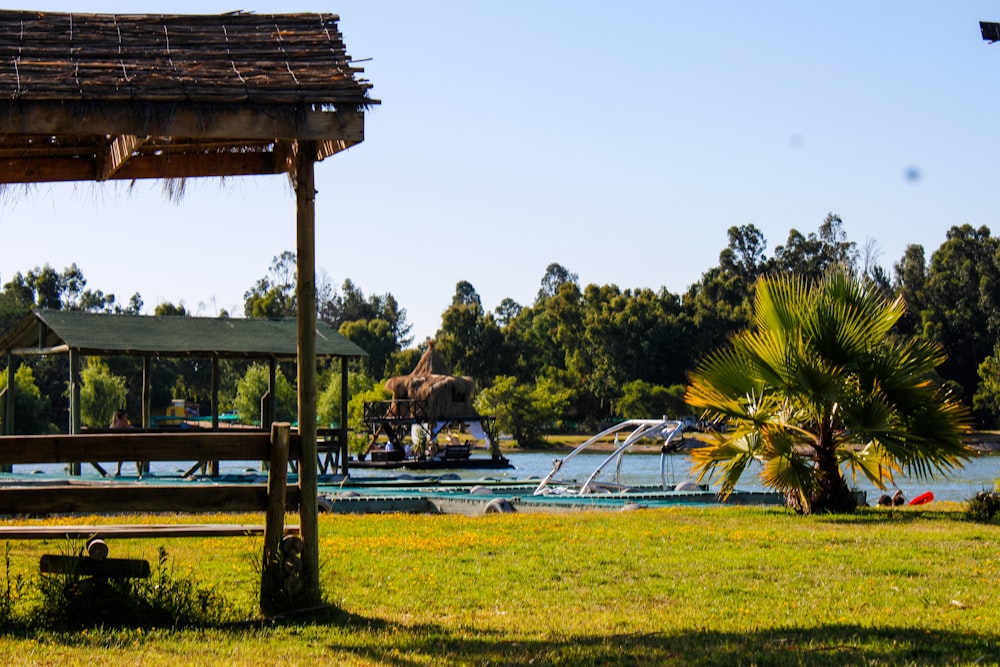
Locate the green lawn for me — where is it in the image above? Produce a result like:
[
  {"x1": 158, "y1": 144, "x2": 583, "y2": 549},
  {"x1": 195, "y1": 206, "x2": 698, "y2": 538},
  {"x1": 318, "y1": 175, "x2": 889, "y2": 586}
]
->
[{"x1": 0, "y1": 504, "x2": 997, "y2": 665}]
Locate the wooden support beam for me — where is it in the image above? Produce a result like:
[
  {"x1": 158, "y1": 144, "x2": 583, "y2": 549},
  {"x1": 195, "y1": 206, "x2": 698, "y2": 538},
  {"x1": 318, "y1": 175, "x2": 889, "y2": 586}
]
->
[
  {"x1": 0, "y1": 152, "x2": 286, "y2": 183},
  {"x1": 261, "y1": 422, "x2": 291, "y2": 614},
  {"x1": 295, "y1": 140, "x2": 321, "y2": 606},
  {"x1": 0, "y1": 103, "x2": 365, "y2": 142},
  {"x1": 98, "y1": 134, "x2": 147, "y2": 181},
  {"x1": 9, "y1": 344, "x2": 70, "y2": 356}
]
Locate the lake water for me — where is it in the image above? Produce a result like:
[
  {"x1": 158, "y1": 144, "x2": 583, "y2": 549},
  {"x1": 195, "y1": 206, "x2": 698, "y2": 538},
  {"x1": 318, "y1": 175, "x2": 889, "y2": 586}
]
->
[{"x1": 6, "y1": 451, "x2": 998, "y2": 505}]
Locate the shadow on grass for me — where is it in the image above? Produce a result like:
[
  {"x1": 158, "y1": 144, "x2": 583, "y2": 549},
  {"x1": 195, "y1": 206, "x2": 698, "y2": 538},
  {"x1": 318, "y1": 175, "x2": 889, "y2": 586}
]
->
[
  {"x1": 814, "y1": 508, "x2": 974, "y2": 526},
  {"x1": 289, "y1": 609, "x2": 1000, "y2": 666},
  {"x1": 18, "y1": 604, "x2": 999, "y2": 665}
]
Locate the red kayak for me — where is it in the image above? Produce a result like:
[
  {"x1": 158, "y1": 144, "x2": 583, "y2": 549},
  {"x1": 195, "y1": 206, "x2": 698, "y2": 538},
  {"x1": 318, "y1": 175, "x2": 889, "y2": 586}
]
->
[{"x1": 909, "y1": 491, "x2": 934, "y2": 506}]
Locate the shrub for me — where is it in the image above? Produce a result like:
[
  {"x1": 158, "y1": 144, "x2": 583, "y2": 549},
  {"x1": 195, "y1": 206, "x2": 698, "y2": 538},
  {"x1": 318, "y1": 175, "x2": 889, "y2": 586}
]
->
[
  {"x1": 966, "y1": 491, "x2": 1000, "y2": 523},
  {"x1": 25, "y1": 544, "x2": 228, "y2": 630}
]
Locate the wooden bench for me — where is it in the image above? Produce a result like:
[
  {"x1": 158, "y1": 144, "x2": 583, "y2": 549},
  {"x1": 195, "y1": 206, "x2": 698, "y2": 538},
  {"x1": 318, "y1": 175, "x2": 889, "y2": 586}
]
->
[{"x1": 0, "y1": 423, "x2": 304, "y2": 610}]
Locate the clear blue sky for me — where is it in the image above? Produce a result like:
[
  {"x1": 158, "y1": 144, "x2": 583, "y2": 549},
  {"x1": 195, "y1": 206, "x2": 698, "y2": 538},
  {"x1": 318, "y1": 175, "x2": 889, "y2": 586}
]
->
[{"x1": 2, "y1": 2, "x2": 999, "y2": 343}]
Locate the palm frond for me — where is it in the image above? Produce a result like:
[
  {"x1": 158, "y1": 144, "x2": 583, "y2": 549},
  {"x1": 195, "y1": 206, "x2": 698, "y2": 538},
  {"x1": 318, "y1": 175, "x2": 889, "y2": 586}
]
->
[
  {"x1": 838, "y1": 441, "x2": 900, "y2": 490},
  {"x1": 690, "y1": 431, "x2": 763, "y2": 499},
  {"x1": 759, "y1": 426, "x2": 816, "y2": 511}
]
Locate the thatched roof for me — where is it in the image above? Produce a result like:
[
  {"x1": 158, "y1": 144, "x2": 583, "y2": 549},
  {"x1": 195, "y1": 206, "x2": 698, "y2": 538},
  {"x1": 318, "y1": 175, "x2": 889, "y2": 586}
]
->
[
  {"x1": 411, "y1": 341, "x2": 452, "y2": 377},
  {"x1": 0, "y1": 10, "x2": 377, "y2": 184},
  {"x1": 384, "y1": 343, "x2": 477, "y2": 421}
]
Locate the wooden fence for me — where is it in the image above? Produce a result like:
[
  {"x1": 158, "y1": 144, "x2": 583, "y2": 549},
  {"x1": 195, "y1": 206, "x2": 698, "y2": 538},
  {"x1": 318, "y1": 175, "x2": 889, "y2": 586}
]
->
[{"x1": 0, "y1": 422, "x2": 308, "y2": 615}]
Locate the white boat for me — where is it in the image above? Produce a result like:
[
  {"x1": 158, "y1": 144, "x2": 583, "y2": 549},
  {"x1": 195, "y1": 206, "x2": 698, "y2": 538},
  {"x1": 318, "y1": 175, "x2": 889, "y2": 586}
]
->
[{"x1": 533, "y1": 417, "x2": 687, "y2": 496}]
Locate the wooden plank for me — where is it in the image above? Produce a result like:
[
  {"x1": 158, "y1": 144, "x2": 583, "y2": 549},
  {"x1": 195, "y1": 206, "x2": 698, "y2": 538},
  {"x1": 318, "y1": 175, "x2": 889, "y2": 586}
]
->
[
  {"x1": 0, "y1": 524, "x2": 300, "y2": 539},
  {"x1": 0, "y1": 153, "x2": 284, "y2": 183},
  {"x1": 40, "y1": 554, "x2": 151, "y2": 578},
  {"x1": 98, "y1": 134, "x2": 146, "y2": 180},
  {"x1": 0, "y1": 102, "x2": 365, "y2": 141},
  {"x1": 0, "y1": 431, "x2": 301, "y2": 465},
  {"x1": 0, "y1": 484, "x2": 301, "y2": 515}
]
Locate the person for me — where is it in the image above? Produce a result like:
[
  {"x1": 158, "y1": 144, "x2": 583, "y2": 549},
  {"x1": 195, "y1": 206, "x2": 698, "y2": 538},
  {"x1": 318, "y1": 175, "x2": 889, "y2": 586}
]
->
[
  {"x1": 111, "y1": 409, "x2": 143, "y2": 477},
  {"x1": 110, "y1": 409, "x2": 130, "y2": 430}
]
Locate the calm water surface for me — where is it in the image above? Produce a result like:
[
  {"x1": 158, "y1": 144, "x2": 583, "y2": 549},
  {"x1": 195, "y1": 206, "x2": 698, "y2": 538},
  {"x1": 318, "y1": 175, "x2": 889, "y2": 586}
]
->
[{"x1": 7, "y1": 451, "x2": 999, "y2": 504}]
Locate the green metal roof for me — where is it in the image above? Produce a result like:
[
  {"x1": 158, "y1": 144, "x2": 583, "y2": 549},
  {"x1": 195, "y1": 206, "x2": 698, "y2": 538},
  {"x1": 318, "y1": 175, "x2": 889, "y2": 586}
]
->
[{"x1": 0, "y1": 309, "x2": 367, "y2": 360}]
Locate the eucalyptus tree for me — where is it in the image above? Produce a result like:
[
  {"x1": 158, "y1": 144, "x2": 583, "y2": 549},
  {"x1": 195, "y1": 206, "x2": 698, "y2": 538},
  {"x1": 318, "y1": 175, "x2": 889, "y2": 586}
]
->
[
  {"x1": 686, "y1": 268, "x2": 970, "y2": 514},
  {"x1": 243, "y1": 251, "x2": 297, "y2": 319},
  {"x1": 921, "y1": 225, "x2": 1000, "y2": 402},
  {"x1": 434, "y1": 281, "x2": 506, "y2": 384},
  {"x1": 892, "y1": 243, "x2": 928, "y2": 337},
  {"x1": 771, "y1": 213, "x2": 857, "y2": 281}
]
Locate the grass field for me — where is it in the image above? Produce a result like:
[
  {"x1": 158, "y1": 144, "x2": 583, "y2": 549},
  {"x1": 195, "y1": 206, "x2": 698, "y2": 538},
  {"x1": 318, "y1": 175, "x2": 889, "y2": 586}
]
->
[{"x1": 0, "y1": 503, "x2": 997, "y2": 665}]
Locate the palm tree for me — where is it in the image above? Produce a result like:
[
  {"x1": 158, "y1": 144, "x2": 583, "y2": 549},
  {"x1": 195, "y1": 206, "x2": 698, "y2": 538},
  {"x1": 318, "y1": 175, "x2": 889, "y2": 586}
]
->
[{"x1": 685, "y1": 268, "x2": 971, "y2": 513}]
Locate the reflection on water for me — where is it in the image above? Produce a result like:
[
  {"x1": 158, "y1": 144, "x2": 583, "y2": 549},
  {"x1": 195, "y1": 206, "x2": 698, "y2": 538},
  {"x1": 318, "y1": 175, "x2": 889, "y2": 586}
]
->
[{"x1": 6, "y1": 451, "x2": 999, "y2": 505}]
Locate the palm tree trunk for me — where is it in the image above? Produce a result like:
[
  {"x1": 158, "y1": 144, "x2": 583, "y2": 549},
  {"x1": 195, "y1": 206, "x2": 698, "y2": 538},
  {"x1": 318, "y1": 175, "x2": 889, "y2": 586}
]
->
[{"x1": 810, "y1": 441, "x2": 857, "y2": 513}]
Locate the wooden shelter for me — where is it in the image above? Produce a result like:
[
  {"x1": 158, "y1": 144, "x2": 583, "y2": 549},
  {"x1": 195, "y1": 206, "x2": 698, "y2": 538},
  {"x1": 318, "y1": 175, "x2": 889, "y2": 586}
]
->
[
  {"x1": 0, "y1": 309, "x2": 367, "y2": 467},
  {"x1": 0, "y1": 10, "x2": 377, "y2": 605}
]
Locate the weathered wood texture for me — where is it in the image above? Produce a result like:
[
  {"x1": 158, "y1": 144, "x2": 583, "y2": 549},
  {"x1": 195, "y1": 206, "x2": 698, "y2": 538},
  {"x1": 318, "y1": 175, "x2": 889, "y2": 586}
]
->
[
  {"x1": 0, "y1": 483, "x2": 301, "y2": 515},
  {"x1": 40, "y1": 554, "x2": 151, "y2": 578},
  {"x1": 0, "y1": 10, "x2": 375, "y2": 184},
  {"x1": 0, "y1": 524, "x2": 299, "y2": 539},
  {"x1": 0, "y1": 431, "x2": 302, "y2": 465}
]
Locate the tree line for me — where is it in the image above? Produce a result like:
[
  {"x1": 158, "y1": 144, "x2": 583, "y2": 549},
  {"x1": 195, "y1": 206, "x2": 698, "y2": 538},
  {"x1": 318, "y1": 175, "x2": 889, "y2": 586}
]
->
[{"x1": 2, "y1": 212, "x2": 999, "y2": 443}]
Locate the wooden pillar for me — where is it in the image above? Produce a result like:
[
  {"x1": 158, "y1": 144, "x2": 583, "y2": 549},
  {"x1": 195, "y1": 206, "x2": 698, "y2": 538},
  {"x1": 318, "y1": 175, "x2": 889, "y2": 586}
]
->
[
  {"x1": 211, "y1": 355, "x2": 220, "y2": 430},
  {"x1": 142, "y1": 356, "x2": 152, "y2": 428},
  {"x1": 68, "y1": 349, "x2": 81, "y2": 475},
  {"x1": 295, "y1": 140, "x2": 321, "y2": 606},
  {"x1": 261, "y1": 421, "x2": 290, "y2": 615},
  {"x1": 3, "y1": 354, "x2": 13, "y2": 437},
  {"x1": 2, "y1": 354, "x2": 12, "y2": 471},
  {"x1": 340, "y1": 356, "x2": 349, "y2": 475},
  {"x1": 267, "y1": 357, "x2": 277, "y2": 430}
]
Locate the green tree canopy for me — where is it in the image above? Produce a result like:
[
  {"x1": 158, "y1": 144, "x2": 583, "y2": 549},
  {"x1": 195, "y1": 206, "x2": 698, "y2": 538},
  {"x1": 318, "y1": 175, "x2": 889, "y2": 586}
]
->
[
  {"x1": 0, "y1": 363, "x2": 52, "y2": 434},
  {"x1": 233, "y1": 363, "x2": 296, "y2": 425},
  {"x1": 475, "y1": 375, "x2": 571, "y2": 446},
  {"x1": 79, "y1": 358, "x2": 128, "y2": 429},
  {"x1": 921, "y1": 225, "x2": 1000, "y2": 402}
]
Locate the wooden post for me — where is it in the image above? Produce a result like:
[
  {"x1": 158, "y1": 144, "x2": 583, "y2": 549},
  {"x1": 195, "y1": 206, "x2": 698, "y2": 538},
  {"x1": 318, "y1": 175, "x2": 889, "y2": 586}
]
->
[
  {"x1": 340, "y1": 356, "x2": 349, "y2": 475},
  {"x1": 4, "y1": 354, "x2": 13, "y2": 436},
  {"x1": 2, "y1": 354, "x2": 12, "y2": 471},
  {"x1": 141, "y1": 355, "x2": 152, "y2": 475},
  {"x1": 211, "y1": 355, "x2": 219, "y2": 430},
  {"x1": 267, "y1": 357, "x2": 277, "y2": 430},
  {"x1": 295, "y1": 140, "x2": 321, "y2": 606},
  {"x1": 68, "y1": 349, "x2": 81, "y2": 475},
  {"x1": 261, "y1": 421, "x2": 290, "y2": 615},
  {"x1": 142, "y1": 355, "x2": 152, "y2": 428}
]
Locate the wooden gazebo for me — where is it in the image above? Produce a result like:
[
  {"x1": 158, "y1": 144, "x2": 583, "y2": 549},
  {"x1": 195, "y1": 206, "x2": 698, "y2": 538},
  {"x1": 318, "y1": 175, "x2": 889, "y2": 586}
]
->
[
  {"x1": 0, "y1": 10, "x2": 377, "y2": 605},
  {"x1": 1, "y1": 309, "x2": 368, "y2": 475}
]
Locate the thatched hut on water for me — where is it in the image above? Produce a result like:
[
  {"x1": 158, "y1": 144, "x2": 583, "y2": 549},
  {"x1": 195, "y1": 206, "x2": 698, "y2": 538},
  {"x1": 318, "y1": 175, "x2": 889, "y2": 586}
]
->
[
  {"x1": 365, "y1": 342, "x2": 502, "y2": 460},
  {"x1": 385, "y1": 342, "x2": 476, "y2": 422}
]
